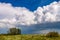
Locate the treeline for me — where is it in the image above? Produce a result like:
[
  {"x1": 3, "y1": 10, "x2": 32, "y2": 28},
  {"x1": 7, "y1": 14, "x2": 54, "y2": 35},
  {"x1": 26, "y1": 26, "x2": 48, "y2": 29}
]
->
[
  {"x1": 0, "y1": 27, "x2": 59, "y2": 38},
  {"x1": 0, "y1": 28, "x2": 21, "y2": 35}
]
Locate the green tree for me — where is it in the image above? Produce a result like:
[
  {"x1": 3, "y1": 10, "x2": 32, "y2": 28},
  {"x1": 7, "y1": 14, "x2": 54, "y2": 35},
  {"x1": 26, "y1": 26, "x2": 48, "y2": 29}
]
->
[
  {"x1": 46, "y1": 32, "x2": 59, "y2": 37},
  {"x1": 8, "y1": 28, "x2": 21, "y2": 35}
]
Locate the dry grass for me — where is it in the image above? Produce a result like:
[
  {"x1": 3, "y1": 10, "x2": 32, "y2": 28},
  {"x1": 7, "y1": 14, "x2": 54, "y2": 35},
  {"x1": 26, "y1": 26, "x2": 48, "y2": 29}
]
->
[{"x1": 0, "y1": 34, "x2": 60, "y2": 40}]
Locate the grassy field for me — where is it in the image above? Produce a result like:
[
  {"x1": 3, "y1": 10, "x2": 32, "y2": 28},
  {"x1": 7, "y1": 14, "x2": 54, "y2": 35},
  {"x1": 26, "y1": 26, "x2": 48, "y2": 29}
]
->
[{"x1": 0, "y1": 34, "x2": 60, "y2": 40}]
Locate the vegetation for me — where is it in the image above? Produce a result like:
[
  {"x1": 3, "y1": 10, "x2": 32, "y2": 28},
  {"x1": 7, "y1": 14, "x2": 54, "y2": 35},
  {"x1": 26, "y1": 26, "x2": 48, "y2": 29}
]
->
[
  {"x1": 0, "y1": 29, "x2": 60, "y2": 40},
  {"x1": 0, "y1": 34, "x2": 60, "y2": 40},
  {"x1": 8, "y1": 28, "x2": 21, "y2": 35},
  {"x1": 46, "y1": 32, "x2": 59, "y2": 37}
]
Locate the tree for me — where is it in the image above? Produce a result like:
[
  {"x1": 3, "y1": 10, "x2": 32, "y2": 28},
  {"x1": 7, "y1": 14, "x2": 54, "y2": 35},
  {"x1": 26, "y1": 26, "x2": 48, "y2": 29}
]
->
[
  {"x1": 8, "y1": 28, "x2": 21, "y2": 35},
  {"x1": 46, "y1": 31, "x2": 59, "y2": 37}
]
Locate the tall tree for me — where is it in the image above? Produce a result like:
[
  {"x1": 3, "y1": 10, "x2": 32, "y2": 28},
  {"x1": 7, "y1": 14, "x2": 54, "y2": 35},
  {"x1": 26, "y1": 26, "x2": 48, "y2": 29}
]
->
[{"x1": 8, "y1": 28, "x2": 21, "y2": 35}]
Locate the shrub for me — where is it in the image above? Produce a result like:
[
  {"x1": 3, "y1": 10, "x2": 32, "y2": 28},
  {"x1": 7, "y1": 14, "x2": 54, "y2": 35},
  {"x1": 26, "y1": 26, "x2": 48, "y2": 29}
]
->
[{"x1": 46, "y1": 32, "x2": 59, "y2": 37}]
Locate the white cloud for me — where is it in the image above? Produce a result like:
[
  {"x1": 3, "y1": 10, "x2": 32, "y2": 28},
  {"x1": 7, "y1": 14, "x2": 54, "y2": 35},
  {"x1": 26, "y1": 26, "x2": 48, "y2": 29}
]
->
[
  {"x1": 0, "y1": 3, "x2": 37, "y2": 28},
  {"x1": 0, "y1": 1, "x2": 60, "y2": 34},
  {"x1": 34, "y1": 1, "x2": 60, "y2": 23}
]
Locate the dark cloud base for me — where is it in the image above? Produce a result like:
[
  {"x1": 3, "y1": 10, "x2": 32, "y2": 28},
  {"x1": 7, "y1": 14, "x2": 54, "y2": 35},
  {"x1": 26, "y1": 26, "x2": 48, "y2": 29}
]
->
[{"x1": 17, "y1": 21, "x2": 60, "y2": 34}]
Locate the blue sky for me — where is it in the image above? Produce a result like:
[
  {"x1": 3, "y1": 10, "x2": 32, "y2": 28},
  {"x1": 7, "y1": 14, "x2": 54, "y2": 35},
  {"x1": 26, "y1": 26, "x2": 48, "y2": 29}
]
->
[{"x1": 0, "y1": 0, "x2": 59, "y2": 11}]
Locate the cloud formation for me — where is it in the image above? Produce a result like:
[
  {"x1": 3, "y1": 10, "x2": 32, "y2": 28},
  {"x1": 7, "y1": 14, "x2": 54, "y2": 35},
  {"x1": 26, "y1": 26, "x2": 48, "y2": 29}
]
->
[
  {"x1": 34, "y1": 1, "x2": 60, "y2": 23},
  {"x1": 0, "y1": 3, "x2": 36, "y2": 28},
  {"x1": 0, "y1": 1, "x2": 60, "y2": 34}
]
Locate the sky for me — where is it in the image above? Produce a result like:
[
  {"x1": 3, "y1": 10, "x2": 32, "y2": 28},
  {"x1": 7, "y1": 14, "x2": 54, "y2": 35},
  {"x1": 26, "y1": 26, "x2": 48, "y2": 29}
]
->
[
  {"x1": 0, "y1": 0, "x2": 59, "y2": 11},
  {"x1": 0, "y1": 0, "x2": 60, "y2": 34}
]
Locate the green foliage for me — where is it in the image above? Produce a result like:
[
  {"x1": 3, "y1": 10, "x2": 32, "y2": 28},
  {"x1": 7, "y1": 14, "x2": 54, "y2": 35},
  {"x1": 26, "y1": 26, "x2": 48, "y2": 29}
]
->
[
  {"x1": 46, "y1": 32, "x2": 59, "y2": 37},
  {"x1": 8, "y1": 28, "x2": 21, "y2": 35}
]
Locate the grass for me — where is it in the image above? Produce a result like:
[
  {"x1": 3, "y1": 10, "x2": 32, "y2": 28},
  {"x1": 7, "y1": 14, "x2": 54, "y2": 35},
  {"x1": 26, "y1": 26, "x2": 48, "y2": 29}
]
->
[{"x1": 0, "y1": 34, "x2": 60, "y2": 40}]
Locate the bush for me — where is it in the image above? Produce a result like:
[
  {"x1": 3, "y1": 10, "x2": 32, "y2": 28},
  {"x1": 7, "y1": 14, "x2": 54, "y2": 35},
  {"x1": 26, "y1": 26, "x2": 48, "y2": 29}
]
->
[{"x1": 46, "y1": 32, "x2": 59, "y2": 37}]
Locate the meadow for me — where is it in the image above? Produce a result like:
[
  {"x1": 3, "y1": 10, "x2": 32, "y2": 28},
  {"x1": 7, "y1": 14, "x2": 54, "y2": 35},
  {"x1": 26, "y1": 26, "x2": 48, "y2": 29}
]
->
[{"x1": 0, "y1": 34, "x2": 60, "y2": 40}]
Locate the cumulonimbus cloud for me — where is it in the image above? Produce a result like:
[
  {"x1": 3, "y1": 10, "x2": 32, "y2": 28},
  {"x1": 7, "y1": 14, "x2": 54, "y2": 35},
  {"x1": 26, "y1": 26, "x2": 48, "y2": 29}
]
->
[
  {"x1": 34, "y1": 1, "x2": 60, "y2": 23},
  {"x1": 0, "y1": 1, "x2": 60, "y2": 28}
]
